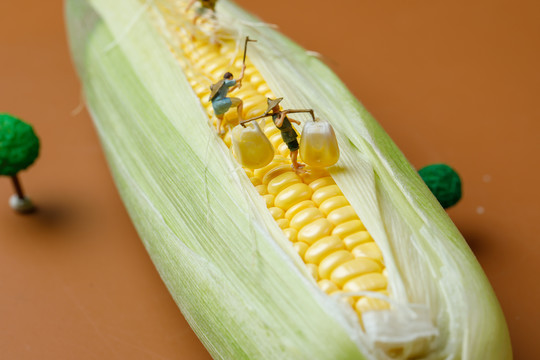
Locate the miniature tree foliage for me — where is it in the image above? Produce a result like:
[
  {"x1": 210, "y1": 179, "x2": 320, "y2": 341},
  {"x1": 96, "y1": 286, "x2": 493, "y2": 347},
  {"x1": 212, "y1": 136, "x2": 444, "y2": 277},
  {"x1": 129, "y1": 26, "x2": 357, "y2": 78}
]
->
[
  {"x1": 0, "y1": 113, "x2": 40, "y2": 176},
  {"x1": 419, "y1": 164, "x2": 462, "y2": 209}
]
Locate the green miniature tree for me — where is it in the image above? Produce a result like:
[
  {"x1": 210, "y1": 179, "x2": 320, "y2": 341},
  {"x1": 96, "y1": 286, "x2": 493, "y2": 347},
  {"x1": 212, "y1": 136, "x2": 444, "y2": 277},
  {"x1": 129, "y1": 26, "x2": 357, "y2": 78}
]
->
[
  {"x1": 419, "y1": 163, "x2": 462, "y2": 209},
  {"x1": 0, "y1": 113, "x2": 40, "y2": 212}
]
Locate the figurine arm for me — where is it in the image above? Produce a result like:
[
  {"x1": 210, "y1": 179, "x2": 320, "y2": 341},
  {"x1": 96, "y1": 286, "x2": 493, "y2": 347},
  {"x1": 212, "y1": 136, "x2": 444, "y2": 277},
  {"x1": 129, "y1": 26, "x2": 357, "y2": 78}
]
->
[
  {"x1": 275, "y1": 111, "x2": 288, "y2": 127},
  {"x1": 232, "y1": 65, "x2": 246, "y2": 90},
  {"x1": 228, "y1": 81, "x2": 240, "y2": 92},
  {"x1": 238, "y1": 64, "x2": 246, "y2": 82},
  {"x1": 290, "y1": 117, "x2": 301, "y2": 125}
]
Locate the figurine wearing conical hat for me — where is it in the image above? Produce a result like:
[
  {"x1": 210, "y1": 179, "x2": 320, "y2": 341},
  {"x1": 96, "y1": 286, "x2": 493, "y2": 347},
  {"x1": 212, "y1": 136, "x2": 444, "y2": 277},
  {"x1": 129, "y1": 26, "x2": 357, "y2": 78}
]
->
[
  {"x1": 186, "y1": 0, "x2": 218, "y2": 24},
  {"x1": 265, "y1": 98, "x2": 305, "y2": 172},
  {"x1": 209, "y1": 65, "x2": 246, "y2": 135}
]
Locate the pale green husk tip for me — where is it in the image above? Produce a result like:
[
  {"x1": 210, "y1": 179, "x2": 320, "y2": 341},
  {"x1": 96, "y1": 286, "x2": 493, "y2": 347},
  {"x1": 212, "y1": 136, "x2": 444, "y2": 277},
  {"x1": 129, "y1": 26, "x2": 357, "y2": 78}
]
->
[{"x1": 65, "y1": 0, "x2": 512, "y2": 359}]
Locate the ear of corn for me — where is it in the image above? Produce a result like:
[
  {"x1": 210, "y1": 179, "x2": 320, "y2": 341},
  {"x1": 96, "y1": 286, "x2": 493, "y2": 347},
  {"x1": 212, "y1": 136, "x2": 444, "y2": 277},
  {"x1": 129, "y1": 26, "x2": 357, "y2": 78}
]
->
[{"x1": 66, "y1": 0, "x2": 512, "y2": 359}]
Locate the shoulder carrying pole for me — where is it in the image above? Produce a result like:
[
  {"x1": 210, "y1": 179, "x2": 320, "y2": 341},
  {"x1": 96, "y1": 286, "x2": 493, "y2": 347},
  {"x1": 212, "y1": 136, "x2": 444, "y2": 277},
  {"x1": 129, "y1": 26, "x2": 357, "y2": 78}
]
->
[{"x1": 240, "y1": 109, "x2": 315, "y2": 127}]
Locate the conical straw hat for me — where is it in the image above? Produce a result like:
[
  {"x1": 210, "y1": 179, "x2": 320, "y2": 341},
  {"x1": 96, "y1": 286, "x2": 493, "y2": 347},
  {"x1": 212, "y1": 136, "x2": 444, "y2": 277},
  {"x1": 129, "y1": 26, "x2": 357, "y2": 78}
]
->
[
  {"x1": 263, "y1": 98, "x2": 283, "y2": 115},
  {"x1": 208, "y1": 79, "x2": 226, "y2": 101}
]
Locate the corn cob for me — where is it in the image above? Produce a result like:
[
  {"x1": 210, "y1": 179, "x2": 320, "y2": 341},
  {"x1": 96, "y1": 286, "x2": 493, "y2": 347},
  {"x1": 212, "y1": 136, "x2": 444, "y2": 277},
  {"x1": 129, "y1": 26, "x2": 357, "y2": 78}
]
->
[
  {"x1": 172, "y1": 25, "x2": 391, "y2": 319},
  {"x1": 65, "y1": 0, "x2": 512, "y2": 359}
]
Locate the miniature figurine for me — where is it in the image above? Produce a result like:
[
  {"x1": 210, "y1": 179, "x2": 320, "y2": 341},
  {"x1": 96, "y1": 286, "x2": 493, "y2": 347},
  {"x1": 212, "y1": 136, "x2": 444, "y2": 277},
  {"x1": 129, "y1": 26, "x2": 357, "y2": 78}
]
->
[
  {"x1": 208, "y1": 37, "x2": 256, "y2": 135},
  {"x1": 209, "y1": 65, "x2": 246, "y2": 135},
  {"x1": 0, "y1": 113, "x2": 40, "y2": 213},
  {"x1": 186, "y1": 0, "x2": 218, "y2": 24},
  {"x1": 265, "y1": 98, "x2": 305, "y2": 172}
]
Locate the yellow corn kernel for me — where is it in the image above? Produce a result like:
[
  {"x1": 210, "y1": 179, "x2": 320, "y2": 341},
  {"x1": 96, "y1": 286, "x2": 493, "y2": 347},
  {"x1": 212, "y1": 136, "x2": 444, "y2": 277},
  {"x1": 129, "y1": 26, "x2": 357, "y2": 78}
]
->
[
  {"x1": 329, "y1": 291, "x2": 355, "y2": 307},
  {"x1": 223, "y1": 109, "x2": 240, "y2": 126},
  {"x1": 263, "y1": 117, "x2": 274, "y2": 128},
  {"x1": 267, "y1": 172, "x2": 302, "y2": 195},
  {"x1": 269, "y1": 132, "x2": 284, "y2": 148},
  {"x1": 276, "y1": 218, "x2": 289, "y2": 229},
  {"x1": 256, "y1": 83, "x2": 270, "y2": 94},
  {"x1": 332, "y1": 220, "x2": 366, "y2": 239},
  {"x1": 352, "y1": 242, "x2": 384, "y2": 264},
  {"x1": 241, "y1": 65, "x2": 257, "y2": 78},
  {"x1": 255, "y1": 184, "x2": 267, "y2": 195},
  {"x1": 248, "y1": 73, "x2": 264, "y2": 86},
  {"x1": 263, "y1": 123, "x2": 280, "y2": 138},
  {"x1": 343, "y1": 273, "x2": 388, "y2": 293},
  {"x1": 274, "y1": 183, "x2": 313, "y2": 209},
  {"x1": 308, "y1": 176, "x2": 335, "y2": 192},
  {"x1": 304, "y1": 235, "x2": 344, "y2": 265},
  {"x1": 327, "y1": 205, "x2": 357, "y2": 226},
  {"x1": 231, "y1": 122, "x2": 274, "y2": 169},
  {"x1": 318, "y1": 250, "x2": 355, "y2": 279},
  {"x1": 253, "y1": 156, "x2": 288, "y2": 178},
  {"x1": 263, "y1": 194, "x2": 274, "y2": 208},
  {"x1": 284, "y1": 200, "x2": 316, "y2": 221},
  {"x1": 278, "y1": 142, "x2": 290, "y2": 157},
  {"x1": 293, "y1": 241, "x2": 309, "y2": 258},
  {"x1": 319, "y1": 195, "x2": 349, "y2": 216},
  {"x1": 344, "y1": 231, "x2": 373, "y2": 250},
  {"x1": 262, "y1": 164, "x2": 294, "y2": 185},
  {"x1": 318, "y1": 279, "x2": 339, "y2": 294},
  {"x1": 355, "y1": 296, "x2": 390, "y2": 315},
  {"x1": 299, "y1": 119, "x2": 340, "y2": 168},
  {"x1": 283, "y1": 228, "x2": 298, "y2": 243},
  {"x1": 299, "y1": 168, "x2": 330, "y2": 184},
  {"x1": 242, "y1": 95, "x2": 267, "y2": 110},
  {"x1": 269, "y1": 207, "x2": 284, "y2": 220},
  {"x1": 330, "y1": 258, "x2": 381, "y2": 287},
  {"x1": 290, "y1": 207, "x2": 324, "y2": 230},
  {"x1": 200, "y1": 54, "x2": 229, "y2": 71},
  {"x1": 193, "y1": 52, "x2": 224, "y2": 69},
  {"x1": 250, "y1": 176, "x2": 262, "y2": 186},
  {"x1": 231, "y1": 83, "x2": 256, "y2": 97},
  {"x1": 192, "y1": 83, "x2": 210, "y2": 96},
  {"x1": 297, "y1": 218, "x2": 334, "y2": 245},
  {"x1": 223, "y1": 131, "x2": 233, "y2": 147},
  {"x1": 245, "y1": 106, "x2": 267, "y2": 119},
  {"x1": 306, "y1": 263, "x2": 319, "y2": 281},
  {"x1": 312, "y1": 185, "x2": 342, "y2": 206}
]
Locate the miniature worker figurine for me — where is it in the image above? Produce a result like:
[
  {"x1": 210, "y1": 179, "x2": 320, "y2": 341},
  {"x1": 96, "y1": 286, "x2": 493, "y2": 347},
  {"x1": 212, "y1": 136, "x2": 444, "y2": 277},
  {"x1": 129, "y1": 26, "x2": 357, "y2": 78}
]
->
[
  {"x1": 265, "y1": 98, "x2": 305, "y2": 172},
  {"x1": 186, "y1": 0, "x2": 218, "y2": 24},
  {"x1": 209, "y1": 65, "x2": 246, "y2": 135}
]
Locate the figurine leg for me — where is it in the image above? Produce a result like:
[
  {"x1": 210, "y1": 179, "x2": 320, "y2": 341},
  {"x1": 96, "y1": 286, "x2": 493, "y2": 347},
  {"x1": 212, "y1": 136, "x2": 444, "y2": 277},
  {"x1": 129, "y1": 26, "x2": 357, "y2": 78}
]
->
[
  {"x1": 230, "y1": 98, "x2": 243, "y2": 122},
  {"x1": 290, "y1": 149, "x2": 305, "y2": 173},
  {"x1": 236, "y1": 101, "x2": 244, "y2": 122},
  {"x1": 216, "y1": 115, "x2": 225, "y2": 135}
]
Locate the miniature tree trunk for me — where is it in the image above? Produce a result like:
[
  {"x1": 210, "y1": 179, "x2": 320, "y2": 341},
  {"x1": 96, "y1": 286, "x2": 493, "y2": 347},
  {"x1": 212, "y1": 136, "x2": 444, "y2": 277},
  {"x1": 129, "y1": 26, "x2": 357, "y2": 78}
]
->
[{"x1": 11, "y1": 174, "x2": 25, "y2": 200}]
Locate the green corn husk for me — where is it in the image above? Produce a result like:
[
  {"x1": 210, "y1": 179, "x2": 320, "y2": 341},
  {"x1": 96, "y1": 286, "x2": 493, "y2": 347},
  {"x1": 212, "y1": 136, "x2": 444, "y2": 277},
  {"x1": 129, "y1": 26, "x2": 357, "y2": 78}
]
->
[{"x1": 65, "y1": 0, "x2": 512, "y2": 359}]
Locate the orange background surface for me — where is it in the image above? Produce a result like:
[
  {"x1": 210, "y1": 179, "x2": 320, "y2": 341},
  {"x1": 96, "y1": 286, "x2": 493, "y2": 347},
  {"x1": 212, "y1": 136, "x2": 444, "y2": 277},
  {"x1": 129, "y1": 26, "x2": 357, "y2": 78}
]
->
[{"x1": 1, "y1": 0, "x2": 538, "y2": 359}]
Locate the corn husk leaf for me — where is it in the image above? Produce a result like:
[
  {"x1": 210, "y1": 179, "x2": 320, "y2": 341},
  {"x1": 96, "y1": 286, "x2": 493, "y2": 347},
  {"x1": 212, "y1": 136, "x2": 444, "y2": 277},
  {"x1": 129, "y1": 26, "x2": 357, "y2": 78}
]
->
[{"x1": 65, "y1": 0, "x2": 512, "y2": 359}]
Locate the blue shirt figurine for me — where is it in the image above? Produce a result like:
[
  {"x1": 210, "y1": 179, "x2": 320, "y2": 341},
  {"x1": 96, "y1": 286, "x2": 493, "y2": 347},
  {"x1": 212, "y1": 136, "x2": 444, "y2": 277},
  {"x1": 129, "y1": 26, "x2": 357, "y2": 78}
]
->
[{"x1": 209, "y1": 65, "x2": 246, "y2": 135}]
